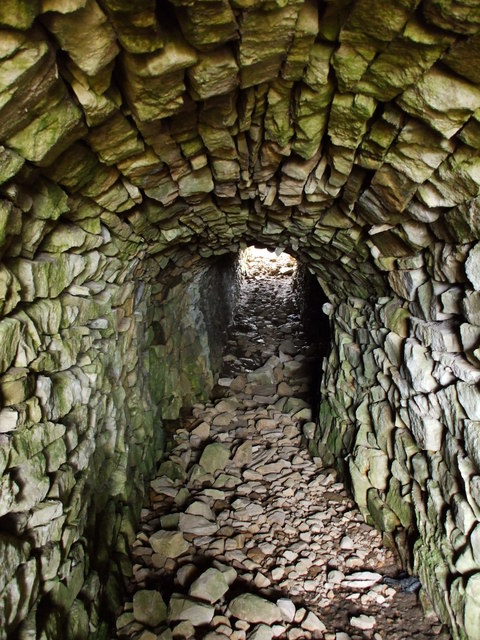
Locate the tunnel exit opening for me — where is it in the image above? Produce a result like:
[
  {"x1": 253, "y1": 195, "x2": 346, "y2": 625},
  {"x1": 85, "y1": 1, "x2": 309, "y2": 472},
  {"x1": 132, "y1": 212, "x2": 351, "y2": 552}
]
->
[{"x1": 209, "y1": 244, "x2": 331, "y2": 446}]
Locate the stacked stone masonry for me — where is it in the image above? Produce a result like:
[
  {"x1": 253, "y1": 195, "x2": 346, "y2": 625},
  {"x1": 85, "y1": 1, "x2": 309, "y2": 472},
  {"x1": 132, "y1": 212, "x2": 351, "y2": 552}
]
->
[{"x1": 2, "y1": 0, "x2": 480, "y2": 638}]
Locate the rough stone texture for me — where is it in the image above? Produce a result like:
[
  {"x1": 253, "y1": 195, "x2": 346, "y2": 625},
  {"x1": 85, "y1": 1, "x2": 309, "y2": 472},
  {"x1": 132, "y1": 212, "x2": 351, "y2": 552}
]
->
[
  {"x1": 228, "y1": 594, "x2": 281, "y2": 625},
  {"x1": 1, "y1": 1, "x2": 480, "y2": 639}
]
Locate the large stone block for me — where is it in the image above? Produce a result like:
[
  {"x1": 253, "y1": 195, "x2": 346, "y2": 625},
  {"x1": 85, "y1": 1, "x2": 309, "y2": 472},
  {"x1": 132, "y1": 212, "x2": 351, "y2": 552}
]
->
[
  {"x1": 293, "y1": 82, "x2": 333, "y2": 159},
  {"x1": 174, "y1": 0, "x2": 237, "y2": 50},
  {"x1": 404, "y1": 339, "x2": 437, "y2": 393},
  {"x1": 367, "y1": 487, "x2": 400, "y2": 532},
  {"x1": 388, "y1": 268, "x2": 427, "y2": 301},
  {"x1": 458, "y1": 384, "x2": 480, "y2": 421},
  {"x1": 466, "y1": 242, "x2": 480, "y2": 291},
  {"x1": 238, "y1": 6, "x2": 299, "y2": 87},
  {"x1": 9, "y1": 253, "x2": 86, "y2": 301},
  {"x1": 43, "y1": 0, "x2": 119, "y2": 76},
  {"x1": 0, "y1": 146, "x2": 24, "y2": 185},
  {"x1": 88, "y1": 112, "x2": 144, "y2": 165},
  {"x1": 0, "y1": 318, "x2": 21, "y2": 373},
  {"x1": 423, "y1": 0, "x2": 480, "y2": 35},
  {"x1": 282, "y1": 0, "x2": 318, "y2": 81},
  {"x1": 101, "y1": 2, "x2": 163, "y2": 54},
  {"x1": 122, "y1": 33, "x2": 197, "y2": 122},
  {"x1": 0, "y1": 0, "x2": 39, "y2": 29},
  {"x1": 328, "y1": 92, "x2": 377, "y2": 149},
  {"x1": 419, "y1": 146, "x2": 480, "y2": 209},
  {"x1": 464, "y1": 421, "x2": 480, "y2": 472},
  {"x1": 407, "y1": 395, "x2": 444, "y2": 451},
  {"x1": 228, "y1": 593, "x2": 281, "y2": 625},
  {"x1": 133, "y1": 589, "x2": 167, "y2": 626},
  {"x1": 397, "y1": 67, "x2": 480, "y2": 139},
  {"x1": 188, "y1": 48, "x2": 238, "y2": 100},
  {"x1": 465, "y1": 573, "x2": 480, "y2": 640},
  {"x1": 6, "y1": 92, "x2": 86, "y2": 166},
  {"x1": 358, "y1": 17, "x2": 452, "y2": 101},
  {"x1": 168, "y1": 594, "x2": 215, "y2": 626},
  {"x1": 411, "y1": 318, "x2": 461, "y2": 353},
  {"x1": 340, "y1": 0, "x2": 417, "y2": 43},
  {"x1": 0, "y1": 559, "x2": 38, "y2": 639}
]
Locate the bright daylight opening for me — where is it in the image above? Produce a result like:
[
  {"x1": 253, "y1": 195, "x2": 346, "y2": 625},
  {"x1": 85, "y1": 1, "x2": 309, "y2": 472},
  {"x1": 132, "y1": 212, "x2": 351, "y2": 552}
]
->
[{"x1": 242, "y1": 246, "x2": 297, "y2": 279}]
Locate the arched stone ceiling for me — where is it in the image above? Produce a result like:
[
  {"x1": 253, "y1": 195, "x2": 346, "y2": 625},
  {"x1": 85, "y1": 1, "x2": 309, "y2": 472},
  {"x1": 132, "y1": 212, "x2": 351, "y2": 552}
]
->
[
  {"x1": 5, "y1": 3, "x2": 480, "y2": 638},
  {"x1": 3, "y1": 0, "x2": 480, "y2": 304}
]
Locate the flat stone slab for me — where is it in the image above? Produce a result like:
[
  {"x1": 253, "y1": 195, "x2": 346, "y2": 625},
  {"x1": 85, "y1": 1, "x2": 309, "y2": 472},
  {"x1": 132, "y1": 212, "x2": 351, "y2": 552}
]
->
[
  {"x1": 228, "y1": 594, "x2": 281, "y2": 624},
  {"x1": 188, "y1": 568, "x2": 229, "y2": 604},
  {"x1": 133, "y1": 590, "x2": 167, "y2": 626},
  {"x1": 168, "y1": 594, "x2": 215, "y2": 626},
  {"x1": 199, "y1": 443, "x2": 230, "y2": 474},
  {"x1": 178, "y1": 513, "x2": 219, "y2": 536},
  {"x1": 149, "y1": 530, "x2": 189, "y2": 559}
]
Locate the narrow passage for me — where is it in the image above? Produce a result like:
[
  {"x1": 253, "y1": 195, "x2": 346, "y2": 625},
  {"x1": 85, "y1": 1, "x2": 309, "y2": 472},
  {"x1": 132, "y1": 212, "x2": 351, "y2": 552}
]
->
[{"x1": 116, "y1": 251, "x2": 450, "y2": 640}]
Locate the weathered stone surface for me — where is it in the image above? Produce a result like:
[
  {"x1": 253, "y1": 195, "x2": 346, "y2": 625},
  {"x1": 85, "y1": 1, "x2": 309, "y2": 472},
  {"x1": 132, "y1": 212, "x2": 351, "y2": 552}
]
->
[
  {"x1": 88, "y1": 112, "x2": 144, "y2": 165},
  {"x1": 100, "y1": 2, "x2": 163, "y2": 55},
  {"x1": 397, "y1": 67, "x2": 480, "y2": 138},
  {"x1": 228, "y1": 594, "x2": 281, "y2": 625},
  {"x1": 465, "y1": 573, "x2": 480, "y2": 639},
  {"x1": 43, "y1": 0, "x2": 119, "y2": 76},
  {"x1": 168, "y1": 594, "x2": 215, "y2": 626},
  {"x1": 466, "y1": 242, "x2": 480, "y2": 291},
  {"x1": 7, "y1": 93, "x2": 85, "y2": 166},
  {"x1": 328, "y1": 93, "x2": 377, "y2": 149},
  {"x1": 457, "y1": 384, "x2": 480, "y2": 421},
  {"x1": 133, "y1": 590, "x2": 167, "y2": 626},
  {"x1": 0, "y1": 319, "x2": 21, "y2": 373},
  {"x1": 1, "y1": 4, "x2": 480, "y2": 639},
  {"x1": 464, "y1": 421, "x2": 480, "y2": 472},
  {"x1": 188, "y1": 49, "x2": 238, "y2": 100},
  {"x1": 149, "y1": 531, "x2": 189, "y2": 559},
  {"x1": 238, "y1": 6, "x2": 299, "y2": 88},
  {"x1": 188, "y1": 568, "x2": 229, "y2": 604},
  {"x1": 199, "y1": 443, "x2": 230, "y2": 474},
  {"x1": 122, "y1": 34, "x2": 197, "y2": 121},
  {"x1": 178, "y1": 513, "x2": 219, "y2": 536},
  {"x1": 404, "y1": 340, "x2": 437, "y2": 393},
  {"x1": 408, "y1": 396, "x2": 443, "y2": 451}
]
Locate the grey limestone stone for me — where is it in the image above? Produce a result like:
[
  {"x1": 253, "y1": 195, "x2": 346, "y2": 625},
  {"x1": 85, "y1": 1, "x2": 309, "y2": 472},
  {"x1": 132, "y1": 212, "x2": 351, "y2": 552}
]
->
[
  {"x1": 188, "y1": 568, "x2": 229, "y2": 604},
  {"x1": 168, "y1": 594, "x2": 215, "y2": 626},
  {"x1": 133, "y1": 590, "x2": 167, "y2": 627},
  {"x1": 149, "y1": 530, "x2": 189, "y2": 559},
  {"x1": 228, "y1": 593, "x2": 281, "y2": 625},
  {"x1": 199, "y1": 443, "x2": 230, "y2": 474}
]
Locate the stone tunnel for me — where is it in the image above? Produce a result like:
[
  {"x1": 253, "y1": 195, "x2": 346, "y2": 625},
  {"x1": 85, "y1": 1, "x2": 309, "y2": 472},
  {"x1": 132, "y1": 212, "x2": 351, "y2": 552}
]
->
[{"x1": 2, "y1": 0, "x2": 480, "y2": 637}]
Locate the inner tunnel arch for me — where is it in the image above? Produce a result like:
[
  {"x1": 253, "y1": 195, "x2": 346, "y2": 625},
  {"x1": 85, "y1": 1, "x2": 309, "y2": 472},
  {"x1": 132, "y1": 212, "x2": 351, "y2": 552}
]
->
[{"x1": 1, "y1": 1, "x2": 480, "y2": 638}]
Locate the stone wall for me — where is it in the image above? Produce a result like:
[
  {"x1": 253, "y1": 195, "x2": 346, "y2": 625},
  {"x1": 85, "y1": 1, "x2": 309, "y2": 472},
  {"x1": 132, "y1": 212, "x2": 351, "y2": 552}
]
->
[
  {"x1": 2, "y1": 0, "x2": 480, "y2": 638},
  {"x1": 199, "y1": 254, "x2": 239, "y2": 376},
  {"x1": 314, "y1": 274, "x2": 480, "y2": 639},
  {"x1": 0, "y1": 250, "x2": 237, "y2": 639}
]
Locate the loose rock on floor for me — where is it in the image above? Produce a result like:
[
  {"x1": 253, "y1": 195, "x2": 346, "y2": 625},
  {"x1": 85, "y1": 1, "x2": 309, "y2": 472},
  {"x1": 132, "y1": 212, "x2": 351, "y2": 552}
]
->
[{"x1": 116, "y1": 251, "x2": 450, "y2": 640}]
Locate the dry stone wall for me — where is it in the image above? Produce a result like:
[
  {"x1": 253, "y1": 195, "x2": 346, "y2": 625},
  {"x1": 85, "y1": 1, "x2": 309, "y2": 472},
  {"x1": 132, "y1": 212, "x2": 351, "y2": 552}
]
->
[
  {"x1": 2, "y1": 0, "x2": 480, "y2": 638},
  {"x1": 0, "y1": 250, "x2": 237, "y2": 639}
]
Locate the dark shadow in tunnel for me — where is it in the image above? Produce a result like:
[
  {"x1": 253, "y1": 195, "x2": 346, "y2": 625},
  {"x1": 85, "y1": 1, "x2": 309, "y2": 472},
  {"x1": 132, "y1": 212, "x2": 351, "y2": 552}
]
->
[{"x1": 293, "y1": 263, "x2": 331, "y2": 418}]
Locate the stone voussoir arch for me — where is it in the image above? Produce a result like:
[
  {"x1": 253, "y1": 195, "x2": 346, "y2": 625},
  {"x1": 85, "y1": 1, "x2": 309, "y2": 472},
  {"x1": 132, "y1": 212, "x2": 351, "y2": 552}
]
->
[{"x1": 1, "y1": 0, "x2": 480, "y2": 638}]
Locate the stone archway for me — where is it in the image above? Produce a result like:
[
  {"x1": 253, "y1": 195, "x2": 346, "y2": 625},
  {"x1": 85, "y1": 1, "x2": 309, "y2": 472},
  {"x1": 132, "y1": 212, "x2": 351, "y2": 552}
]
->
[{"x1": 1, "y1": 1, "x2": 480, "y2": 638}]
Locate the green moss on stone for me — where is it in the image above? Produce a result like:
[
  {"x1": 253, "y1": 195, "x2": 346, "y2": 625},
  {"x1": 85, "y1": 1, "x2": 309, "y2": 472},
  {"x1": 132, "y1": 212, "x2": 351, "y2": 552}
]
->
[
  {"x1": 367, "y1": 487, "x2": 401, "y2": 533},
  {"x1": 0, "y1": 0, "x2": 39, "y2": 29},
  {"x1": 386, "y1": 477, "x2": 414, "y2": 528},
  {"x1": 0, "y1": 146, "x2": 25, "y2": 184}
]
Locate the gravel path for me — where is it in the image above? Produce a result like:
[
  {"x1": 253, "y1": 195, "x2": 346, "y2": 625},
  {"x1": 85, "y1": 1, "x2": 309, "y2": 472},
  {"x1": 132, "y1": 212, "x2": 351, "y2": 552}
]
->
[{"x1": 115, "y1": 250, "x2": 451, "y2": 640}]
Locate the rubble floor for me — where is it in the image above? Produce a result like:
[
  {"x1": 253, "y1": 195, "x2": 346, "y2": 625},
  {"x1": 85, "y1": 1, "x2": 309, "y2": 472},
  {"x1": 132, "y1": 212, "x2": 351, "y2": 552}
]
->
[{"x1": 115, "y1": 249, "x2": 451, "y2": 640}]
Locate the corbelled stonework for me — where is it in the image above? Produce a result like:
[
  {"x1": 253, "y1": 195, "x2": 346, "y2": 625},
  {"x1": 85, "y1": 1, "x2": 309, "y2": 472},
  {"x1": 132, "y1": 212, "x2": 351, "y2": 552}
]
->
[{"x1": 2, "y1": 1, "x2": 480, "y2": 638}]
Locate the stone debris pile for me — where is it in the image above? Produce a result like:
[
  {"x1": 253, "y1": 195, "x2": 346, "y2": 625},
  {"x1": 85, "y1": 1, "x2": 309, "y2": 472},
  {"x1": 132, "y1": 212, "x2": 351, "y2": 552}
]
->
[{"x1": 116, "y1": 258, "x2": 449, "y2": 640}]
